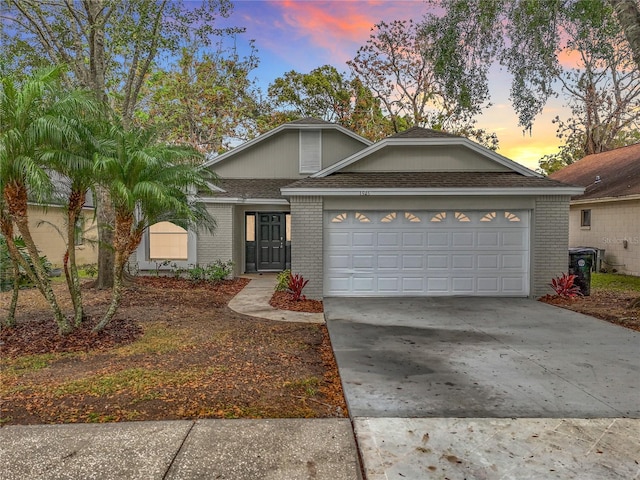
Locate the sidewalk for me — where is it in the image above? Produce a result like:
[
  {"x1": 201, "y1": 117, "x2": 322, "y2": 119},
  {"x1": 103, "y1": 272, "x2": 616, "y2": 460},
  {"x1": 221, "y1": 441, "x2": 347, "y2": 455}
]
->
[
  {"x1": 0, "y1": 276, "x2": 360, "y2": 480},
  {"x1": 0, "y1": 419, "x2": 359, "y2": 480}
]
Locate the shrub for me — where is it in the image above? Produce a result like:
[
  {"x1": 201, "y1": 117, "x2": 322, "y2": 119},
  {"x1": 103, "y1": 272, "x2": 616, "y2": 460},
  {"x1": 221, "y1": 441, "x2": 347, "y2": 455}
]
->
[
  {"x1": 287, "y1": 273, "x2": 309, "y2": 302},
  {"x1": 550, "y1": 273, "x2": 581, "y2": 298},
  {"x1": 275, "y1": 269, "x2": 291, "y2": 292},
  {"x1": 187, "y1": 261, "x2": 233, "y2": 284}
]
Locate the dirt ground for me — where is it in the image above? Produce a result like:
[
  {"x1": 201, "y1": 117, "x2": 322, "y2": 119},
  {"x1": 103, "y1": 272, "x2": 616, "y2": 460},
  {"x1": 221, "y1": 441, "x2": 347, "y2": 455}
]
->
[
  {"x1": 539, "y1": 290, "x2": 640, "y2": 332},
  {"x1": 0, "y1": 277, "x2": 346, "y2": 425}
]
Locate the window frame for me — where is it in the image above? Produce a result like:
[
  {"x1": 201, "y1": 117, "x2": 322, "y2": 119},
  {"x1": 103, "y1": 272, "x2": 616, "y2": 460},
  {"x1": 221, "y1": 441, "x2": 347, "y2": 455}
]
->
[{"x1": 580, "y1": 209, "x2": 591, "y2": 228}]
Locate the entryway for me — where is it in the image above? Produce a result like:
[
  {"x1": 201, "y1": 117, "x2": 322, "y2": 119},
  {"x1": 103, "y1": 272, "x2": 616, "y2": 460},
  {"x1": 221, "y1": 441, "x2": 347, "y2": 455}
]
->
[{"x1": 245, "y1": 212, "x2": 291, "y2": 272}]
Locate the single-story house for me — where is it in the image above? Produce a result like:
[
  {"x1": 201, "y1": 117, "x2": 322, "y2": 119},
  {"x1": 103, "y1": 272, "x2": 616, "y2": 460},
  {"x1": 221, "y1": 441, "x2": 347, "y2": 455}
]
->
[
  {"x1": 134, "y1": 118, "x2": 583, "y2": 298},
  {"x1": 549, "y1": 143, "x2": 640, "y2": 276}
]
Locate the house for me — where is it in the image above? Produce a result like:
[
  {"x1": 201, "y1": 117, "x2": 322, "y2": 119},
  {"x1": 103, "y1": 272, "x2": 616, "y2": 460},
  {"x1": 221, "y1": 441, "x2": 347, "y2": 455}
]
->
[
  {"x1": 549, "y1": 143, "x2": 640, "y2": 276},
  {"x1": 134, "y1": 118, "x2": 583, "y2": 298}
]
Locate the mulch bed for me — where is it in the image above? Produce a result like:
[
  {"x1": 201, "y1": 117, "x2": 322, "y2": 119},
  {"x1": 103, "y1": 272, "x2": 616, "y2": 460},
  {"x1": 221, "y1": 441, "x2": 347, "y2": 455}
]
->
[
  {"x1": 269, "y1": 291, "x2": 324, "y2": 313},
  {"x1": 539, "y1": 290, "x2": 640, "y2": 332}
]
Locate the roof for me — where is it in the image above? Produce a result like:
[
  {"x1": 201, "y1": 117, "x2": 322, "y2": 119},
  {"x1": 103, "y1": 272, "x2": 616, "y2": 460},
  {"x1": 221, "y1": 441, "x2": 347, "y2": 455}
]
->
[
  {"x1": 206, "y1": 178, "x2": 294, "y2": 200},
  {"x1": 282, "y1": 171, "x2": 582, "y2": 196},
  {"x1": 286, "y1": 117, "x2": 333, "y2": 125},
  {"x1": 389, "y1": 126, "x2": 462, "y2": 139},
  {"x1": 549, "y1": 143, "x2": 640, "y2": 201}
]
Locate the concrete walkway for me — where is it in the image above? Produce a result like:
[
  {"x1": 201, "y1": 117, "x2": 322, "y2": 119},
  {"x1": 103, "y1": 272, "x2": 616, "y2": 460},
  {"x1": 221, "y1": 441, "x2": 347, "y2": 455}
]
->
[{"x1": 228, "y1": 274, "x2": 325, "y2": 323}]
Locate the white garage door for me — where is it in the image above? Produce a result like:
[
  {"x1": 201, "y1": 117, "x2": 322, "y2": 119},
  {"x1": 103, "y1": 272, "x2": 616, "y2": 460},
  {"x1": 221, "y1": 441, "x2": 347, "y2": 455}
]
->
[{"x1": 325, "y1": 210, "x2": 529, "y2": 296}]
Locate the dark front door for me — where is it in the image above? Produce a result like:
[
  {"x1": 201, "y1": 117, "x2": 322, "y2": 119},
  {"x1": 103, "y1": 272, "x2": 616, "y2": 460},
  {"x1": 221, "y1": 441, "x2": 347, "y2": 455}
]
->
[{"x1": 258, "y1": 213, "x2": 286, "y2": 271}]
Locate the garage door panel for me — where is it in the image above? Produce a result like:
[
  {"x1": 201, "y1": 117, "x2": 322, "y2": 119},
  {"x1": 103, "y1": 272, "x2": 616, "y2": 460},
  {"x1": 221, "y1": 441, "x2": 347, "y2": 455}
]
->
[
  {"x1": 477, "y1": 254, "x2": 499, "y2": 269},
  {"x1": 502, "y1": 231, "x2": 526, "y2": 247},
  {"x1": 402, "y1": 232, "x2": 424, "y2": 247},
  {"x1": 353, "y1": 255, "x2": 374, "y2": 269},
  {"x1": 427, "y1": 255, "x2": 448, "y2": 269},
  {"x1": 378, "y1": 277, "x2": 400, "y2": 292},
  {"x1": 352, "y1": 276, "x2": 375, "y2": 292},
  {"x1": 452, "y1": 277, "x2": 474, "y2": 293},
  {"x1": 427, "y1": 232, "x2": 448, "y2": 247},
  {"x1": 325, "y1": 210, "x2": 529, "y2": 297},
  {"x1": 377, "y1": 255, "x2": 399, "y2": 269},
  {"x1": 402, "y1": 254, "x2": 424, "y2": 269},
  {"x1": 327, "y1": 232, "x2": 350, "y2": 247},
  {"x1": 328, "y1": 254, "x2": 350, "y2": 269},
  {"x1": 353, "y1": 232, "x2": 375, "y2": 246},
  {"x1": 452, "y1": 232, "x2": 474, "y2": 247}
]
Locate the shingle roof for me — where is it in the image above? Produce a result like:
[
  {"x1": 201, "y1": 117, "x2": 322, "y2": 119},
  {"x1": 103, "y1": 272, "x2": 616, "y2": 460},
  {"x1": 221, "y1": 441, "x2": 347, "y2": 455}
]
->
[
  {"x1": 390, "y1": 126, "x2": 462, "y2": 139},
  {"x1": 283, "y1": 171, "x2": 572, "y2": 190},
  {"x1": 210, "y1": 178, "x2": 294, "y2": 199},
  {"x1": 549, "y1": 143, "x2": 640, "y2": 200},
  {"x1": 286, "y1": 117, "x2": 333, "y2": 125}
]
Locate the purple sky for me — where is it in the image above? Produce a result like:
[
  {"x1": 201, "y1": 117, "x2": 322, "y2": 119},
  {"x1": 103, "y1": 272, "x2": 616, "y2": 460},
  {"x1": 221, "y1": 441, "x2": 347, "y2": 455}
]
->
[{"x1": 216, "y1": 0, "x2": 566, "y2": 169}]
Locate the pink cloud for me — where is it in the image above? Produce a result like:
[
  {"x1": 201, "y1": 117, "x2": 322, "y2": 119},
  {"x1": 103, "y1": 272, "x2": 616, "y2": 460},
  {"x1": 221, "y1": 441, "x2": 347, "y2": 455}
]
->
[{"x1": 266, "y1": 0, "x2": 429, "y2": 64}]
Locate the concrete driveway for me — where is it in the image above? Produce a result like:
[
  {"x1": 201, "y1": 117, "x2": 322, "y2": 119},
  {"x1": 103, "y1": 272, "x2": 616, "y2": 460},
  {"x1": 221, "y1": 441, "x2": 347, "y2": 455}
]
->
[{"x1": 325, "y1": 297, "x2": 640, "y2": 479}]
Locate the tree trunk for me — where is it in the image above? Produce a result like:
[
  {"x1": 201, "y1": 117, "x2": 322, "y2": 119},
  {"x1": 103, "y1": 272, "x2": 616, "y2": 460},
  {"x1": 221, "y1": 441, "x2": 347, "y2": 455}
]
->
[
  {"x1": 609, "y1": 0, "x2": 640, "y2": 71},
  {"x1": 66, "y1": 193, "x2": 84, "y2": 326},
  {"x1": 2, "y1": 258, "x2": 20, "y2": 328},
  {"x1": 95, "y1": 184, "x2": 115, "y2": 289},
  {"x1": 93, "y1": 248, "x2": 126, "y2": 332}
]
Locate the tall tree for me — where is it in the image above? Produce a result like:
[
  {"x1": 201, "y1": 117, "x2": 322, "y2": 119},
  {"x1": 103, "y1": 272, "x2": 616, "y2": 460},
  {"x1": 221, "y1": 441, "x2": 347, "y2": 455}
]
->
[
  {"x1": 93, "y1": 125, "x2": 215, "y2": 331},
  {"x1": 1, "y1": 0, "x2": 236, "y2": 288},
  {"x1": 267, "y1": 66, "x2": 393, "y2": 141},
  {"x1": 424, "y1": 0, "x2": 640, "y2": 133},
  {"x1": 538, "y1": 15, "x2": 640, "y2": 174},
  {"x1": 0, "y1": 66, "x2": 98, "y2": 334},
  {"x1": 348, "y1": 20, "x2": 496, "y2": 148},
  {"x1": 138, "y1": 40, "x2": 263, "y2": 154}
]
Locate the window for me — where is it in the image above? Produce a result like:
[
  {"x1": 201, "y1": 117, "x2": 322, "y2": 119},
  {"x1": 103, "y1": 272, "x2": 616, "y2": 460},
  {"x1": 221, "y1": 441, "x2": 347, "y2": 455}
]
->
[
  {"x1": 149, "y1": 222, "x2": 188, "y2": 260},
  {"x1": 355, "y1": 212, "x2": 371, "y2": 223},
  {"x1": 381, "y1": 212, "x2": 397, "y2": 223},
  {"x1": 404, "y1": 212, "x2": 421, "y2": 223},
  {"x1": 299, "y1": 130, "x2": 321, "y2": 173},
  {"x1": 285, "y1": 213, "x2": 291, "y2": 241},
  {"x1": 246, "y1": 214, "x2": 256, "y2": 242},
  {"x1": 581, "y1": 209, "x2": 591, "y2": 227},
  {"x1": 331, "y1": 213, "x2": 347, "y2": 223}
]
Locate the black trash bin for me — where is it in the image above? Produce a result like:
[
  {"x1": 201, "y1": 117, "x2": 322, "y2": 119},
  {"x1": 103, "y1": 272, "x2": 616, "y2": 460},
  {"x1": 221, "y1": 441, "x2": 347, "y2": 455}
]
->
[{"x1": 568, "y1": 247, "x2": 596, "y2": 296}]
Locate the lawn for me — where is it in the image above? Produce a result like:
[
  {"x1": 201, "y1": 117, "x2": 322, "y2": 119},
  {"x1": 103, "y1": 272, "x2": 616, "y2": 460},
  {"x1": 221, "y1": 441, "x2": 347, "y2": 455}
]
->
[
  {"x1": 541, "y1": 272, "x2": 640, "y2": 332},
  {"x1": 0, "y1": 277, "x2": 346, "y2": 425}
]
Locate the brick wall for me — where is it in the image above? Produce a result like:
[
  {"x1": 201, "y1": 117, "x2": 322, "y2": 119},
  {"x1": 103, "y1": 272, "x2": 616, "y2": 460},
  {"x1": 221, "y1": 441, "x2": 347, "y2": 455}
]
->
[
  {"x1": 290, "y1": 196, "x2": 324, "y2": 299},
  {"x1": 197, "y1": 203, "x2": 234, "y2": 265},
  {"x1": 533, "y1": 195, "x2": 571, "y2": 297}
]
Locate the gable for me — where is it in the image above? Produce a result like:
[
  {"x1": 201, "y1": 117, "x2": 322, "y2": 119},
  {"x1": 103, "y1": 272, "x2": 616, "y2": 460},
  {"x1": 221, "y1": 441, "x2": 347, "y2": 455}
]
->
[
  {"x1": 205, "y1": 122, "x2": 370, "y2": 179},
  {"x1": 341, "y1": 144, "x2": 513, "y2": 173}
]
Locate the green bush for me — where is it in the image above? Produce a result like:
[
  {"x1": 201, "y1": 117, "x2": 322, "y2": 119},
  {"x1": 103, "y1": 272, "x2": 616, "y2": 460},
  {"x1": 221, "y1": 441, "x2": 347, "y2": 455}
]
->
[
  {"x1": 186, "y1": 260, "x2": 233, "y2": 284},
  {"x1": 275, "y1": 269, "x2": 291, "y2": 292}
]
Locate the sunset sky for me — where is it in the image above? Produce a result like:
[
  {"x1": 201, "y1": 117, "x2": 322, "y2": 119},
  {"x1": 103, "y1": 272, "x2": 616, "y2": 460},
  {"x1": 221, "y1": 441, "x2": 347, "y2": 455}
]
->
[{"x1": 218, "y1": 0, "x2": 569, "y2": 170}]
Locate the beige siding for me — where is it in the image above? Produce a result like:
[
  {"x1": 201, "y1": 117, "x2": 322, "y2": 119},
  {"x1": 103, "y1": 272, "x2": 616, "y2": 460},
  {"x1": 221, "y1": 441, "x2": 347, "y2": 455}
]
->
[
  {"x1": 198, "y1": 204, "x2": 234, "y2": 268},
  {"x1": 321, "y1": 129, "x2": 369, "y2": 169},
  {"x1": 532, "y1": 195, "x2": 571, "y2": 297},
  {"x1": 290, "y1": 196, "x2": 324, "y2": 299},
  {"x1": 343, "y1": 145, "x2": 512, "y2": 173},
  {"x1": 568, "y1": 199, "x2": 640, "y2": 276},
  {"x1": 26, "y1": 205, "x2": 98, "y2": 266}
]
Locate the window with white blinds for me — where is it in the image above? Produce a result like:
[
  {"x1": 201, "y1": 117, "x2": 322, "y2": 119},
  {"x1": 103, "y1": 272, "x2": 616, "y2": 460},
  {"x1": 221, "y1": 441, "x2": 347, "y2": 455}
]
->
[{"x1": 299, "y1": 130, "x2": 321, "y2": 173}]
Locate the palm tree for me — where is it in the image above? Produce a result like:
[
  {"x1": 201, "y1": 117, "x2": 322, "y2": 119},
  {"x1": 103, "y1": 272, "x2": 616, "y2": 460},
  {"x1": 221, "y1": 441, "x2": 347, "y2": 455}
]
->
[
  {"x1": 0, "y1": 66, "x2": 100, "y2": 334},
  {"x1": 92, "y1": 125, "x2": 215, "y2": 331},
  {"x1": 41, "y1": 111, "x2": 105, "y2": 327}
]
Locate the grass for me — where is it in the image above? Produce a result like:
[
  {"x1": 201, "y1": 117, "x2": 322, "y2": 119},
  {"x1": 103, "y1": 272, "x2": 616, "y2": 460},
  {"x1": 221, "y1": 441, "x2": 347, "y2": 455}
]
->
[
  {"x1": 591, "y1": 272, "x2": 640, "y2": 292},
  {"x1": 112, "y1": 322, "x2": 192, "y2": 356},
  {"x1": 0, "y1": 352, "x2": 79, "y2": 379}
]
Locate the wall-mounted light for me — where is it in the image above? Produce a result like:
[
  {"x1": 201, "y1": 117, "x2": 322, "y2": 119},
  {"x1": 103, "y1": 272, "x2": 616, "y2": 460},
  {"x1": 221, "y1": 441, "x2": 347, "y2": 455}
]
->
[{"x1": 623, "y1": 239, "x2": 628, "y2": 249}]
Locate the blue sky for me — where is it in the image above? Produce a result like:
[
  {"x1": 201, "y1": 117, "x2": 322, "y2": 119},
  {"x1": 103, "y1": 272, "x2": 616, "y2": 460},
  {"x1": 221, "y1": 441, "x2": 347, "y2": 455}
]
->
[{"x1": 215, "y1": 0, "x2": 566, "y2": 169}]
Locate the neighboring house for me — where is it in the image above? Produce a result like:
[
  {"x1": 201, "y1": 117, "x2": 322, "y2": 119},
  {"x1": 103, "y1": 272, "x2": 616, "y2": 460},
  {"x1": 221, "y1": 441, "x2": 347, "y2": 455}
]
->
[
  {"x1": 26, "y1": 203, "x2": 98, "y2": 266},
  {"x1": 135, "y1": 118, "x2": 583, "y2": 298},
  {"x1": 550, "y1": 143, "x2": 640, "y2": 276}
]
